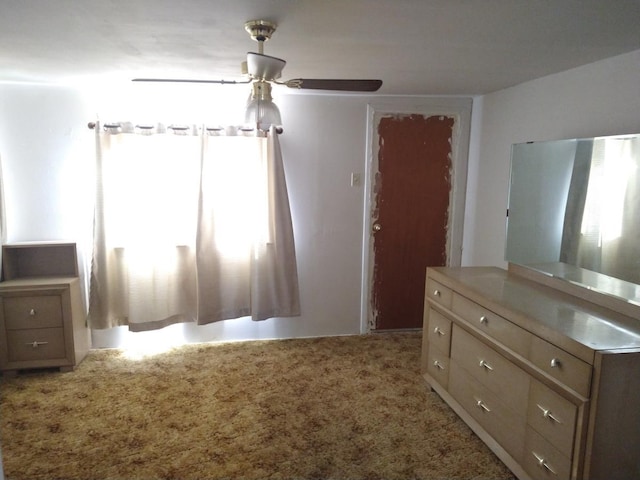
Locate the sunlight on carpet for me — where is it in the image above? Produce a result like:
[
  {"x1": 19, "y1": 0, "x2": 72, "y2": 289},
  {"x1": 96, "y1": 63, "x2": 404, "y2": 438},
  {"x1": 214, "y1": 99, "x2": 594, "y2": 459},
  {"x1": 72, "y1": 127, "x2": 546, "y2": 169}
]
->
[{"x1": 120, "y1": 324, "x2": 187, "y2": 361}]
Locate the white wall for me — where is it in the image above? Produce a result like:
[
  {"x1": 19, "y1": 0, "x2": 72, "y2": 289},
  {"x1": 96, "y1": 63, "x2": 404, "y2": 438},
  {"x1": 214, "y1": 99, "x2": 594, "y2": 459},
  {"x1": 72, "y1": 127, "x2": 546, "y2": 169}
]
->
[
  {"x1": 0, "y1": 84, "x2": 94, "y2": 243},
  {"x1": 0, "y1": 82, "x2": 469, "y2": 348},
  {"x1": 463, "y1": 49, "x2": 640, "y2": 268}
]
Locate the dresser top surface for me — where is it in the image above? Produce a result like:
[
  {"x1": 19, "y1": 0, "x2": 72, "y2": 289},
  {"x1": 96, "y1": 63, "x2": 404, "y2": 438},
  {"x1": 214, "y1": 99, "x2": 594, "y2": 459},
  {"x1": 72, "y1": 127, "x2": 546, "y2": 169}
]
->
[{"x1": 429, "y1": 267, "x2": 640, "y2": 353}]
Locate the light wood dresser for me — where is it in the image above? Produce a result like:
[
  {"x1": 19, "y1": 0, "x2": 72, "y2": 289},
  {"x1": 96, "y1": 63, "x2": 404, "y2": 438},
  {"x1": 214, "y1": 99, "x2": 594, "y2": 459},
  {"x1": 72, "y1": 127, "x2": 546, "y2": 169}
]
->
[
  {"x1": 421, "y1": 266, "x2": 640, "y2": 480},
  {"x1": 0, "y1": 243, "x2": 90, "y2": 375}
]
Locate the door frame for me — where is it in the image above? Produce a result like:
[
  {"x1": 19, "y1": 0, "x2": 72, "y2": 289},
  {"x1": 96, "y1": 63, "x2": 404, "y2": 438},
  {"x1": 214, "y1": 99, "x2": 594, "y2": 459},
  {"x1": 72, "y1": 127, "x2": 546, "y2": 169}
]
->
[{"x1": 360, "y1": 98, "x2": 473, "y2": 333}]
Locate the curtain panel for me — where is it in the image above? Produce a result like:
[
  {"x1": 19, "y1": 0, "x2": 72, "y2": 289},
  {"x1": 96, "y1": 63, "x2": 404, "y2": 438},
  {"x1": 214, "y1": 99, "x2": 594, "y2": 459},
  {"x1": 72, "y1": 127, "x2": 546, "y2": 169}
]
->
[{"x1": 89, "y1": 123, "x2": 300, "y2": 331}]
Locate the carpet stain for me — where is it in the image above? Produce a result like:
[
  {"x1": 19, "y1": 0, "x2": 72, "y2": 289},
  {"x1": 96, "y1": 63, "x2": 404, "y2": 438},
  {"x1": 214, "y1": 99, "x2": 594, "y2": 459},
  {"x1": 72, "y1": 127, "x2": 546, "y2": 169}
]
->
[{"x1": 0, "y1": 332, "x2": 516, "y2": 480}]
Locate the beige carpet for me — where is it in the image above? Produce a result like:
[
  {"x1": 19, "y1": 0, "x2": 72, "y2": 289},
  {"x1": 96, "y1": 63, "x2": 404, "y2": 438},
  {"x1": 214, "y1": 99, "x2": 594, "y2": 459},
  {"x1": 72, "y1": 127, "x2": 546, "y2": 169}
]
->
[{"x1": 1, "y1": 332, "x2": 515, "y2": 480}]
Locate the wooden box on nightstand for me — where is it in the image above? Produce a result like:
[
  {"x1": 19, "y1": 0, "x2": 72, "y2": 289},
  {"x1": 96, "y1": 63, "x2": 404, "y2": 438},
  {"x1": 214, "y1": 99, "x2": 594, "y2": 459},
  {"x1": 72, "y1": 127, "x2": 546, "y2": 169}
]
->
[{"x1": 0, "y1": 243, "x2": 91, "y2": 375}]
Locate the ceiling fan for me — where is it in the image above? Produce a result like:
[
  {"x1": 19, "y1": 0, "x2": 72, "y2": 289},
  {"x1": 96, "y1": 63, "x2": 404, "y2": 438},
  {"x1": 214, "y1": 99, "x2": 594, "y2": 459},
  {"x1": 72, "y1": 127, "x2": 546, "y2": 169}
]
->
[{"x1": 132, "y1": 20, "x2": 383, "y2": 93}]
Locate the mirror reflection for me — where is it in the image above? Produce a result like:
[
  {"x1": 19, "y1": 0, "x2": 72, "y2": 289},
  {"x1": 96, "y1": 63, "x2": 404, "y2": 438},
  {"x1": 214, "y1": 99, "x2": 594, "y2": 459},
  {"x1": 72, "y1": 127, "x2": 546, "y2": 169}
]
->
[{"x1": 506, "y1": 133, "x2": 640, "y2": 305}]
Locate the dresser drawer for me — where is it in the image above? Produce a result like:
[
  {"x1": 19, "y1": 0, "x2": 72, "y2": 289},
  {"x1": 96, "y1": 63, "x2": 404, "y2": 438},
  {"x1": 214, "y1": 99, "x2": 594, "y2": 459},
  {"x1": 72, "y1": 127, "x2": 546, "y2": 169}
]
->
[
  {"x1": 3, "y1": 295, "x2": 63, "y2": 329},
  {"x1": 529, "y1": 336, "x2": 592, "y2": 398},
  {"x1": 425, "y1": 347, "x2": 450, "y2": 389},
  {"x1": 6, "y1": 327, "x2": 67, "y2": 362},
  {"x1": 452, "y1": 294, "x2": 531, "y2": 354},
  {"x1": 523, "y1": 427, "x2": 572, "y2": 480},
  {"x1": 427, "y1": 309, "x2": 452, "y2": 356},
  {"x1": 451, "y1": 325, "x2": 530, "y2": 416},
  {"x1": 426, "y1": 278, "x2": 453, "y2": 310},
  {"x1": 450, "y1": 360, "x2": 526, "y2": 462},
  {"x1": 527, "y1": 380, "x2": 577, "y2": 458}
]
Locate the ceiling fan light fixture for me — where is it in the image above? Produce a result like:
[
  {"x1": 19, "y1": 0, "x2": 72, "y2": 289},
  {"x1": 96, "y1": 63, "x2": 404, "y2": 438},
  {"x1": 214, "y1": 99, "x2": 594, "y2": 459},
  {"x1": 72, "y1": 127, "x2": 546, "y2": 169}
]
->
[{"x1": 244, "y1": 81, "x2": 282, "y2": 131}]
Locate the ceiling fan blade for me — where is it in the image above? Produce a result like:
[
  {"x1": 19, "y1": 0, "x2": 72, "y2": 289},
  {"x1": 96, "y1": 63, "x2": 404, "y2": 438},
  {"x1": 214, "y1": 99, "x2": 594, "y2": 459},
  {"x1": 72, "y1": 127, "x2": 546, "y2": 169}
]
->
[
  {"x1": 288, "y1": 79, "x2": 382, "y2": 92},
  {"x1": 132, "y1": 78, "x2": 252, "y2": 85}
]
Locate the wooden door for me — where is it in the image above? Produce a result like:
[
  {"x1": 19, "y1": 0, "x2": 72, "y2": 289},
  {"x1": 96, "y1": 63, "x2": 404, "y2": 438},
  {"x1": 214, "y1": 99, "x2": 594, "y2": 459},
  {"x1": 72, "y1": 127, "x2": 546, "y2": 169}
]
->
[{"x1": 370, "y1": 114, "x2": 454, "y2": 330}]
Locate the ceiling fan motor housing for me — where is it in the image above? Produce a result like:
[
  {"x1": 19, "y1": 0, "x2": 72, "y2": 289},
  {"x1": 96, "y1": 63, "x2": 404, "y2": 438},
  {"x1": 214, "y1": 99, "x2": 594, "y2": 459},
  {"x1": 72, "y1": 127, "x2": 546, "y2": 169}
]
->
[{"x1": 246, "y1": 52, "x2": 286, "y2": 81}]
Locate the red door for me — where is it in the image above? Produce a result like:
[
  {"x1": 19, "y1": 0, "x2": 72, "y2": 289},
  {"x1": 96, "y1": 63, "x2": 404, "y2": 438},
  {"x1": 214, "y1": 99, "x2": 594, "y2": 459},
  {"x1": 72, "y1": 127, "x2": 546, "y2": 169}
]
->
[{"x1": 371, "y1": 114, "x2": 454, "y2": 330}]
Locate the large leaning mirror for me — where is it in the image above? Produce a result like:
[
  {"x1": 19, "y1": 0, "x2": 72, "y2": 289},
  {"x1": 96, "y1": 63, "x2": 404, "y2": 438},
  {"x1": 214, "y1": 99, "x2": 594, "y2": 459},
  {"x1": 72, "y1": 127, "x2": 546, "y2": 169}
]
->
[{"x1": 506, "y1": 133, "x2": 640, "y2": 306}]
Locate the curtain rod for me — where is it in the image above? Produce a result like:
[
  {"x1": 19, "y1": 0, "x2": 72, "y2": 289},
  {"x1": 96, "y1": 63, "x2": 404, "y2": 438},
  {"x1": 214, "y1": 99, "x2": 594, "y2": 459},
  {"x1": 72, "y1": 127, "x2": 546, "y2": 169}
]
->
[{"x1": 87, "y1": 122, "x2": 283, "y2": 134}]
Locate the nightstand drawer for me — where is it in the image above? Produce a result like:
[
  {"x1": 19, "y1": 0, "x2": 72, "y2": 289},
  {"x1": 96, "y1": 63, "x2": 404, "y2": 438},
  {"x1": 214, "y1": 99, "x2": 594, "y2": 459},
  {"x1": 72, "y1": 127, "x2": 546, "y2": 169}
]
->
[
  {"x1": 3, "y1": 295, "x2": 63, "y2": 329},
  {"x1": 426, "y1": 278, "x2": 453, "y2": 310},
  {"x1": 451, "y1": 325, "x2": 530, "y2": 416},
  {"x1": 427, "y1": 309, "x2": 452, "y2": 356},
  {"x1": 529, "y1": 336, "x2": 592, "y2": 397},
  {"x1": 6, "y1": 328, "x2": 66, "y2": 362}
]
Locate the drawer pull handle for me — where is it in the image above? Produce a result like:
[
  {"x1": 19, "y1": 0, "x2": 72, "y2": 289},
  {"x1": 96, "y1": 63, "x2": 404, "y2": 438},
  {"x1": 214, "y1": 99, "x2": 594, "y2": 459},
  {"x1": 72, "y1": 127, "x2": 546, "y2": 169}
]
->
[
  {"x1": 475, "y1": 398, "x2": 491, "y2": 413},
  {"x1": 550, "y1": 357, "x2": 562, "y2": 368},
  {"x1": 537, "y1": 404, "x2": 562, "y2": 424},
  {"x1": 433, "y1": 327, "x2": 446, "y2": 336},
  {"x1": 433, "y1": 289, "x2": 441, "y2": 297},
  {"x1": 478, "y1": 359, "x2": 494, "y2": 371},
  {"x1": 26, "y1": 341, "x2": 49, "y2": 348},
  {"x1": 479, "y1": 315, "x2": 488, "y2": 324},
  {"x1": 29, "y1": 308, "x2": 37, "y2": 316},
  {"x1": 433, "y1": 360, "x2": 445, "y2": 370},
  {"x1": 532, "y1": 452, "x2": 557, "y2": 475}
]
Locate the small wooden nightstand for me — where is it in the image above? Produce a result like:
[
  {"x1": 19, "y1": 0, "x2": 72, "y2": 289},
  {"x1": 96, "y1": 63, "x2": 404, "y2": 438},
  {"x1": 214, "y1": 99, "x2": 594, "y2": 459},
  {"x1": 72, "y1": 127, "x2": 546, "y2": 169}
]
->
[{"x1": 0, "y1": 243, "x2": 91, "y2": 375}]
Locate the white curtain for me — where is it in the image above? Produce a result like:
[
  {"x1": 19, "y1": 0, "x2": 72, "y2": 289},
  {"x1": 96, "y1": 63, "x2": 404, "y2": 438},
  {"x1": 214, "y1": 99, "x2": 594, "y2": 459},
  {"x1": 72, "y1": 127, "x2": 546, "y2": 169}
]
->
[{"x1": 89, "y1": 123, "x2": 300, "y2": 331}]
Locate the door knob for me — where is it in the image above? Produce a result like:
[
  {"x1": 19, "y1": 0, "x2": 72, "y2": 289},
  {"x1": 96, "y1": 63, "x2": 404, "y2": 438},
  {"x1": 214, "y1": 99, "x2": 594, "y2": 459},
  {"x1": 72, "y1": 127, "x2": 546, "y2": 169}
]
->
[{"x1": 372, "y1": 223, "x2": 382, "y2": 232}]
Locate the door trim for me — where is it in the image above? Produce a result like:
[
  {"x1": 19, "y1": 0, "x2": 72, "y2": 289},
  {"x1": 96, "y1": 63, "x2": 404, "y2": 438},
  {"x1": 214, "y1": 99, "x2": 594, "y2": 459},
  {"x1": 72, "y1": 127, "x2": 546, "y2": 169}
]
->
[{"x1": 360, "y1": 98, "x2": 473, "y2": 333}]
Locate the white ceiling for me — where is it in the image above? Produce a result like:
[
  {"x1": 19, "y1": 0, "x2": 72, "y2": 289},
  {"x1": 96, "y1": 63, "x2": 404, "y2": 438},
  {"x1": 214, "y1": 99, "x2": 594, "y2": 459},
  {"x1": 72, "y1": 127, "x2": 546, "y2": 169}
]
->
[{"x1": 2, "y1": 0, "x2": 640, "y2": 95}]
